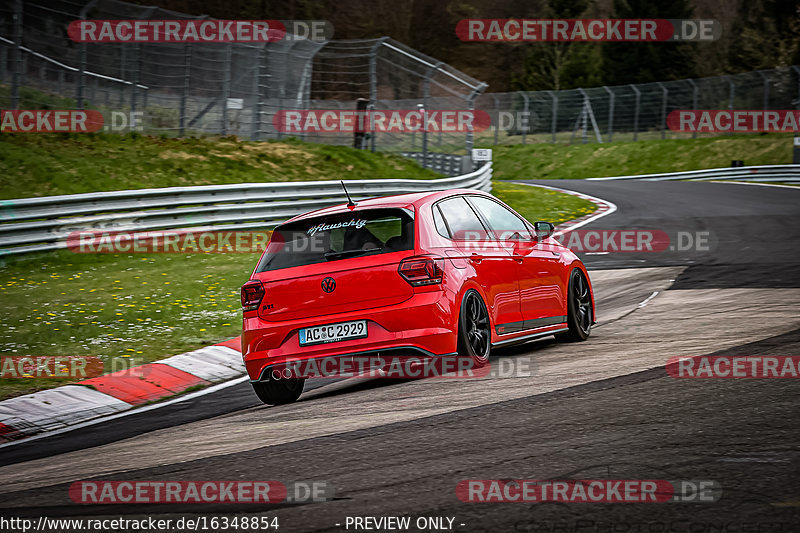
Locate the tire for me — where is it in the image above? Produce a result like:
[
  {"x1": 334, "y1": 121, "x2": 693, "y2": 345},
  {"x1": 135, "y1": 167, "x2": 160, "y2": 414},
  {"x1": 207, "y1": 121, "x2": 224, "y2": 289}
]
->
[
  {"x1": 457, "y1": 289, "x2": 491, "y2": 367},
  {"x1": 251, "y1": 375, "x2": 305, "y2": 405},
  {"x1": 556, "y1": 268, "x2": 593, "y2": 342}
]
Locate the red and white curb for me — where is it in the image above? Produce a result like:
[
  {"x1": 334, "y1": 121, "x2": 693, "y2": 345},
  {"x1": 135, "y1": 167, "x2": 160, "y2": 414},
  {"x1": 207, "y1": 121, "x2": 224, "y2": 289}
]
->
[
  {"x1": 0, "y1": 338, "x2": 243, "y2": 444},
  {"x1": 513, "y1": 181, "x2": 618, "y2": 235}
]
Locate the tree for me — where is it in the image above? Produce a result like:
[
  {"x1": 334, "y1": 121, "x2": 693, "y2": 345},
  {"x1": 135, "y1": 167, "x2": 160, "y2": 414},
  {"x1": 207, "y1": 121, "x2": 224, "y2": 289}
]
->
[
  {"x1": 512, "y1": 0, "x2": 604, "y2": 91},
  {"x1": 600, "y1": 0, "x2": 697, "y2": 86}
]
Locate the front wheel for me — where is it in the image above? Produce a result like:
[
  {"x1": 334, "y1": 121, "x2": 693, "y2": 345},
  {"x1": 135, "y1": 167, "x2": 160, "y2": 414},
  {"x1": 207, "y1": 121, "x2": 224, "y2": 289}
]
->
[
  {"x1": 457, "y1": 289, "x2": 491, "y2": 367},
  {"x1": 556, "y1": 268, "x2": 593, "y2": 342},
  {"x1": 251, "y1": 375, "x2": 306, "y2": 405}
]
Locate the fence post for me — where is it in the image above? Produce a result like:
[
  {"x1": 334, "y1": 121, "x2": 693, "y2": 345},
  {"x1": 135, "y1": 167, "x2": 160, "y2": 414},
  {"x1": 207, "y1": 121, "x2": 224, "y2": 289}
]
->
[
  {"x1": 422, "y1": 61, "x2": 442, "y2": 168},
  {"x1": 687, "y1": 78, "x2": 698, "y2": 139},
  {"x1": 549, "y1": 91, "x2": 558, "y2": 143},
  {"x1": 758, "y1": 70, "x2": 770, "y2": 110},
  {"x1": 76, "y1": 1, "x2": 97, "y2": 110},
  {"x1": 0, "y1": 46, "x2": 6, "y2": 85},
  {"x1": 250, "y1": 45, "x2": 264, "y2": 141},
  {"x1": 520, "y1": 92, "x2": 530, "y2": 145},
  {"x1": 492, "y1": 94, "x2": 500, "y2": 145},
  {"x1": 794, "y1": 66, "x2": 800, "y2": 103},
  {"x1": 179, "y1": 45, "x2": 192, "y2": 137},
  {"x1": 10, "y1": 0, "x2": 22, "y2": 109},
  {"x1": 727, "y1": 76, "x2": 735, "y2": 136},
  {"x1": 130, "y1": 44, "x2": 141, "y2": 129},
  {"x1": 221, "y1": 44, "x2": 232, "y2": 136},
  {"x1": 368, "y1": 38, "x2": 388, "y2": 153},
  {"x1": 657, "y1": 82, "x2": 668, "y2": 140},
  {"x1": 466, "y1": 84, "x2": 486, "y2": 153},
  {"x1": 603, "y1": 86, "x2": 614, "y2": 142},
  {"x1": 630, "y1": 84, "x2": 641, "y2": 141},
  {"x1": 577, "y1": 88, "x2": 588, "y2": 144},
  {"x1": 119, "y1": 45, "x2": 126, "y2": 105}
]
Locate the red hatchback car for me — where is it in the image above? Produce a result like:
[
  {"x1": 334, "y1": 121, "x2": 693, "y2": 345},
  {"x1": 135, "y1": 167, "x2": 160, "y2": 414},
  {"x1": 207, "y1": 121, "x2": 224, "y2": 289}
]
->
[{"x1": 241, "y1": 189, "x2": 594, "y2": 404}]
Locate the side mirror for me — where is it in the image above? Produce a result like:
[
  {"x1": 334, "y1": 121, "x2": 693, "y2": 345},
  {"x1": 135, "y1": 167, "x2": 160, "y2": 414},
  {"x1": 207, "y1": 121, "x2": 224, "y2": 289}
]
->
[{"x1": 533, "y1": 221, "x2": 555, "y2": 240}]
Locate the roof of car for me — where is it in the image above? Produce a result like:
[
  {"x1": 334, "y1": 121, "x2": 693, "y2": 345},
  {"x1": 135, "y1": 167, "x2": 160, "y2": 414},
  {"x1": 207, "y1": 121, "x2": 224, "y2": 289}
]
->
[{"x1": 284, "y1": 188, "x2": 488, "y2": 223}]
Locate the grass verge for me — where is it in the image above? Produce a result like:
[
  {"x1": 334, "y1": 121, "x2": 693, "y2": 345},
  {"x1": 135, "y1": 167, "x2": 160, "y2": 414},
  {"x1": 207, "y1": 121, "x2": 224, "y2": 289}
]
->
[
  {"x1": 0, "y1": 132, "x2": 443, "y2": 199},
  {"x1": 488, "y1": 134, "x2": 795, "y2": 180}
]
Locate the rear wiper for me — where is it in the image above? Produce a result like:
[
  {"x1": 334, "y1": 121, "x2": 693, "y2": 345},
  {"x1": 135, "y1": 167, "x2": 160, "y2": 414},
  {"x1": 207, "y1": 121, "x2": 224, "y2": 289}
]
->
[{"x1": 324, "y1": 247, "x2": 381, "y2": 260}]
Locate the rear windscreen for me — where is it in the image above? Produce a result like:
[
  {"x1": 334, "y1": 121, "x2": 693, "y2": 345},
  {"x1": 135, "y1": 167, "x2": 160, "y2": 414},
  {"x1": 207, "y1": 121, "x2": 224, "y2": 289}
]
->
[{"x1": 256, "y1": 208, "x2": 415, "y2": 272}]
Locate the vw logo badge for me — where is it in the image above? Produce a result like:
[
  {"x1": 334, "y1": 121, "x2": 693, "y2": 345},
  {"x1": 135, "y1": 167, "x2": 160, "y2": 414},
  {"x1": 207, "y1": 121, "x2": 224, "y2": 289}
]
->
[{"x1": 321, "y1": 277, "x2": 336, "y2": 293}]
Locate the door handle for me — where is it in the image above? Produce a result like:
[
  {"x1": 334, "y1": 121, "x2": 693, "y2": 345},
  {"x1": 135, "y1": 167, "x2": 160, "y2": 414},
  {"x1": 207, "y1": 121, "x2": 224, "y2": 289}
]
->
[
  {"x1": 512, "y1": 254, "x2": 523, "y2": 263},
  {"x1": 469, "y1": 253, "x2": 483, "y2": 264}
]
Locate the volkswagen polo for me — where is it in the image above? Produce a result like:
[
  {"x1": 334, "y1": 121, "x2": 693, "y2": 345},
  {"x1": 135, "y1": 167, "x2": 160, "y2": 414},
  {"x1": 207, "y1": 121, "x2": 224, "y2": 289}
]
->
[{"x1": 240, "y1": 189, "x2": 594, "y2": 404}]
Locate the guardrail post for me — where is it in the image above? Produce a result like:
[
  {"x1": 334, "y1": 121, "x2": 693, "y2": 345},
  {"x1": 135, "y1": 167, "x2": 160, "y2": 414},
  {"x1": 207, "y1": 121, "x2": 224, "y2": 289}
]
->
[
  {"x1": 657, "y1": 82, "x2": 668, "y2": 140},
  {"x1": 549, "y1": 91, "x2": 558, "y2": 143},
  {"x1": 630, "y1": 84, "x2": 641, "y2": 141},
  {"x1": 603, "y1": 86, "x2": 614, "y2": 142},
  {"x1": 10, "y1": 0, "x2": 22, "y2": 109},
  {"x1": 179, "y1": 45, "x2": 192, "y2": 137},
  {"x1": 221, "y1": 44, "x2": 232, "y2": 136},
  {"x1": 520, "y1": 91, "x2": 530, "y2": 145},
  {"x1": 687, "y1": 78, "x2": 698, "y2": 139}
]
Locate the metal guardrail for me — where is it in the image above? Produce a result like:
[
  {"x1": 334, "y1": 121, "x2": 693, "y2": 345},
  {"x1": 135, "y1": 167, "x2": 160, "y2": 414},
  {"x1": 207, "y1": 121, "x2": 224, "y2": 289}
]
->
[
  {"x1": 0, "y1": 163, "x2": 492, "y2": 256},
  {"x1": 587, "y1": 164, "x2": 800, "y2": 183},
  {"x1": 400, "y1": 153, "x2": 472, "y2": 176}
]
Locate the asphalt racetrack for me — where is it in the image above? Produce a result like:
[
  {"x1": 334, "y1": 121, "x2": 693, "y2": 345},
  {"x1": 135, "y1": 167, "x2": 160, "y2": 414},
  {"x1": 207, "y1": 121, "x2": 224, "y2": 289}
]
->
[{"x1": 1, "y1": 180, "x2": 798, "y2": 532}]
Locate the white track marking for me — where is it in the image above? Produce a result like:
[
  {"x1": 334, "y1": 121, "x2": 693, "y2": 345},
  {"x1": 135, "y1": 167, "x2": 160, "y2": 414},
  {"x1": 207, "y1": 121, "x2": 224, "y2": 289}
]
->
[
  {"x1": 638, "y1": 291, "x2": 660, "y2": 308},
  {"x1": 707, "y1": 180, "x2": 800, "y2": 190},
  {"x1": 513, "y1": 181, "x2": 618, "y2": 234}
]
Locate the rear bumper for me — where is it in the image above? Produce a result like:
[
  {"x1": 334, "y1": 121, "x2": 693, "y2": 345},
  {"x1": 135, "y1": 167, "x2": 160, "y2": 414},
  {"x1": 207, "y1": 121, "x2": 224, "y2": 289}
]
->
[{"x1": 242, "y1": 290, "x2": 457, "y2": 381}]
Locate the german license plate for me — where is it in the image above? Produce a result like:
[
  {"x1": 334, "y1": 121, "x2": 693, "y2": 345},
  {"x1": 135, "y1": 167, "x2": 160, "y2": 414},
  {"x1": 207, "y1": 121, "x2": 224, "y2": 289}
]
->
[{"x1": 299, "y1": 320, "x2": 368, "y2": 346}]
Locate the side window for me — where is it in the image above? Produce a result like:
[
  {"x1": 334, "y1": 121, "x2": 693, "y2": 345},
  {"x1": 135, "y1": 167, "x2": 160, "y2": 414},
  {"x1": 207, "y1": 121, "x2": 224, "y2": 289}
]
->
[
  {"x1": 468, "y1": 196, "x2": 532, "y2": 240},
  {"x1": 436, "y1": 197, "x2": 490, "y2": 241},
  {"x1": 432, "y1": 205, "x2": 451, "y2": 238}
]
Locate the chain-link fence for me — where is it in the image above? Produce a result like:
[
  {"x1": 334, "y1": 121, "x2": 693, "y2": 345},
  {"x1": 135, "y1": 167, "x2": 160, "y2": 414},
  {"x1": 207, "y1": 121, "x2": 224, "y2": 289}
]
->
[
  {"x1": 0, "y1": 0, "x2": 485, "y2": 158},
  {"x1": 1, "y1": 0, "x2": 799, "y2": 160},
  {"x1": 476, "y1": 67, "x2": 800, "y2": 146}
]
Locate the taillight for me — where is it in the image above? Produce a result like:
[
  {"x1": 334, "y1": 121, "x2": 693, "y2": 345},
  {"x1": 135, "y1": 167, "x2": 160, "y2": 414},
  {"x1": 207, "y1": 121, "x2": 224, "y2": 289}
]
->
[
  {"x1": 399, "y1": 256, "x2": 444, "y2": 286},
  {"x1": 241, "y1": 280, "x2": 265, "y2": 311}
]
